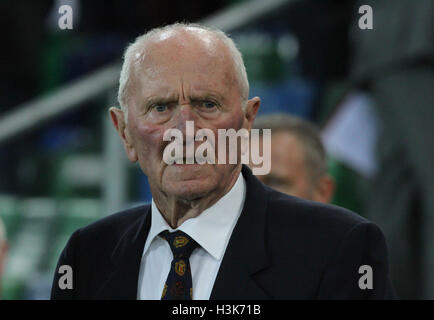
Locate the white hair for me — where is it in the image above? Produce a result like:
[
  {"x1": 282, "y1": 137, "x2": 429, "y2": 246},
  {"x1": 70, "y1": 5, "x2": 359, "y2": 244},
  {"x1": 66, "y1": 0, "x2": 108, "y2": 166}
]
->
[{"x1": 117, "y1": 23, "x2": 250, "y2": 123}]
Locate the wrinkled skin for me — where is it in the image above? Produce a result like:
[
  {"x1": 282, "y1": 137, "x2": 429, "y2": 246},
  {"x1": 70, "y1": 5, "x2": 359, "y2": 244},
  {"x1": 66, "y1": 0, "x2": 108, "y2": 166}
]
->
[{"x1": 110, "y1": 27, "x2": 260, "y2": 228}]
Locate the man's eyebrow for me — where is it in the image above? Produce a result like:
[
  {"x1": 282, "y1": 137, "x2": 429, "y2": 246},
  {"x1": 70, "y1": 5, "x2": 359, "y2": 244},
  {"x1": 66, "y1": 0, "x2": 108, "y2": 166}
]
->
[
  {"x1": 143, "y1": 95, "x2": 178, "y2": 106},
  {"x1": 189, "y1": 92, "x2": 226, "y2": 103},
  {"x1": 141, "y1": 91, "x2": 226, "y2": 108}
]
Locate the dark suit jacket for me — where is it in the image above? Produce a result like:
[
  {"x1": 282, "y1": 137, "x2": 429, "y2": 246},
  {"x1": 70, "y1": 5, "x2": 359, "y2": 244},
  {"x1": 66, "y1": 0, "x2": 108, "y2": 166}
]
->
[{"x1": 51, "y1": 165, "x2": 395, "y2": 299}]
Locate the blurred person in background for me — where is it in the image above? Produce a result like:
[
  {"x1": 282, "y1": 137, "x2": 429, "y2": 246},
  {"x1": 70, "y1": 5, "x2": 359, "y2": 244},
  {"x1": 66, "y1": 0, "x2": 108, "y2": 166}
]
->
[
  {"x1": 0, "y1": 218, "x2": 7, "y2": 299},
  {"x1": 251, "y1": 113, "x2": 335, "y2": 203},
  {"x1": 351, "y1": 0, "x2": 434, "y2": 299}
]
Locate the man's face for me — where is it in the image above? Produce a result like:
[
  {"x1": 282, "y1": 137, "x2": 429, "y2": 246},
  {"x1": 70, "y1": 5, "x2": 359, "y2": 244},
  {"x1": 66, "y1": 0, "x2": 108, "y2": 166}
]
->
[
  {"x1": 255, "y1": 131, "x2": 314, "y2": 199},
  {"x1": 111, "y1": 29, "x2": 259, "y2": 201}
]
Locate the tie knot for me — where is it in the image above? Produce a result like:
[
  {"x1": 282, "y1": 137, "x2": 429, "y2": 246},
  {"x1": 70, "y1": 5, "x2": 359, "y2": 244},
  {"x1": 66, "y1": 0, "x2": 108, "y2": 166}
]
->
[{"x1": 159, "y1": 230, "x2": 198, "y2": 259}]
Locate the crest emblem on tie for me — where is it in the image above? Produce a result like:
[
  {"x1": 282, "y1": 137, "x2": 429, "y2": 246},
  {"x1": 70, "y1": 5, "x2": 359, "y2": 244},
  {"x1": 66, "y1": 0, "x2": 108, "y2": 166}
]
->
[
  {"x1": 171, "y1": 281, "x2": 185, "y2": 297},
  {"x1": 175, "y1": 260, "x2": 187, "y2": 276},
  {"x1": 174, "y1": 236, "x2": 189, "y2": 248}
]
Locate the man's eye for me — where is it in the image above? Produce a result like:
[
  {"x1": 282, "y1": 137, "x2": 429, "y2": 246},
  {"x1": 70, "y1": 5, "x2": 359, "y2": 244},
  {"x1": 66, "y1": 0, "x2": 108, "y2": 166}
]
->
[
  {"x1": 202, "y1": 101, "x2": 216, "y2": 109},
  {"x1": 153, "y1": 104, "x2": 167, "y2": 112}
]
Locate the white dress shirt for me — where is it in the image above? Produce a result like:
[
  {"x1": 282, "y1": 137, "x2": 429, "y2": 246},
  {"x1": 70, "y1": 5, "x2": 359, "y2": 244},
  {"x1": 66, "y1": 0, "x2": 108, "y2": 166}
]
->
[{"x1": 137, "y1": 172, "x2": 246, "y2": 300}]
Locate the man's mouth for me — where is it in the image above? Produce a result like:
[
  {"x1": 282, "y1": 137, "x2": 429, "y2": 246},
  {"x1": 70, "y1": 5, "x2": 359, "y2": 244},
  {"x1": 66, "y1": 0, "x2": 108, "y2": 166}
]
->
[{"x1": 172, "y1": 156, "x2": 208, "y2": 165}]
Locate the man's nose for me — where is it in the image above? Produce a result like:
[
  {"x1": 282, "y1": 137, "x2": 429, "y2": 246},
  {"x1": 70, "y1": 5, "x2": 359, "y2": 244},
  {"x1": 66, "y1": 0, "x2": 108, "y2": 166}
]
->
[{"x1": 174, "y1": 103, "x2": 198, "y2": 134}]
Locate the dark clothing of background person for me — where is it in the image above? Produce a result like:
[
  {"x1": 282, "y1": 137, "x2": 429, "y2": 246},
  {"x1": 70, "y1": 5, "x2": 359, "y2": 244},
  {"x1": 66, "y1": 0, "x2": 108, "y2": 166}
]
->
[{"x1": 351, "y1": 0, "x2": 434, "y2": 299}]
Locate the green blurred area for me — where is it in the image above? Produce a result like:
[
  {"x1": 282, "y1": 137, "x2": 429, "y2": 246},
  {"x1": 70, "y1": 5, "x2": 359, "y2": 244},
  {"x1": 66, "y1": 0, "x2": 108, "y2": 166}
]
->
[{"x1": 0, "y1": 195, "x2": 102, "y2": 299}]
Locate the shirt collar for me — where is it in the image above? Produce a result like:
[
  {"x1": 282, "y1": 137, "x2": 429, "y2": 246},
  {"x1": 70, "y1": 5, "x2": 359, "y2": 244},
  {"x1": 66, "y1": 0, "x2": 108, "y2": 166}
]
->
[{"x1": 143, "y1": 171, "x2": 246, "y2": 260}]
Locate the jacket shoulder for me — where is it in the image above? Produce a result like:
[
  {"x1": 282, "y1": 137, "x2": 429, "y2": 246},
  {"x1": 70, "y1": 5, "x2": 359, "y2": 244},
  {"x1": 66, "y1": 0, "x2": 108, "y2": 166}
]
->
[
  {"x1": 78, "y1": 203, "x2": 150, "y2": 242},
  {"x1": 265, "y1": 186, "x2": 367, "y2": 232},
  {"x1": 263, "y1": 186, "x2": 373, "y2": 267},
  {"x1": 261, "y1": 187, "x2": 394, "y2": 299}
]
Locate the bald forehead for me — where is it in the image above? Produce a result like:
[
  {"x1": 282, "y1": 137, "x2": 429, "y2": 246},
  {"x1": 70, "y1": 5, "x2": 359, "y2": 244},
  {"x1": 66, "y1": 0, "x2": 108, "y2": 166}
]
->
[
  {"x1": 151, "y1": 26, "x2": 217, "y2": 47},
  {"x1": 133, "y1": 27, "x2": 233, "y2": 76},
  {"x1": 127, "y1": 29, "x2": 240, "y2": 99},
  {"x1": 147, "y1": 27, "x2": 223, "y2": 54}
]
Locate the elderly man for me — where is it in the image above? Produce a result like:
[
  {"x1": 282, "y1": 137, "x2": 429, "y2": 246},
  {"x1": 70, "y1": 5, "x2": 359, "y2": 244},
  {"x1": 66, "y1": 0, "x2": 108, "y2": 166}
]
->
[
  {"x1": 251, "y1": 113, "x2": 335, "y2": 203},
  {"x1": 51, "y1": 23, "x2": 394, "y2": 299}
]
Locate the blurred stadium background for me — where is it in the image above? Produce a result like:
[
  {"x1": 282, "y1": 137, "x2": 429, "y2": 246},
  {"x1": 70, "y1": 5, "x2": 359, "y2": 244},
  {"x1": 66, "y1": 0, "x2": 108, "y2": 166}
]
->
[{"x1": 0, "y1": 0, "x2": 432, "y2": 299}]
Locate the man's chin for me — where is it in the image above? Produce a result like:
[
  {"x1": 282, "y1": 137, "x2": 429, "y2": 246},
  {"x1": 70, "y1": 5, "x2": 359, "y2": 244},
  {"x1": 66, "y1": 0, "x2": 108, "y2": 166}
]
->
[{"x1": 164, "y1": 180, "x2": 215, "y2": 201}]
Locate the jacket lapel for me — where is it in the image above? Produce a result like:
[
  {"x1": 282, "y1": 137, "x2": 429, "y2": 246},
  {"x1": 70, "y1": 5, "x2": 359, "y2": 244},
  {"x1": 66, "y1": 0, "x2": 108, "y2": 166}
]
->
[
  {"x1": 210, "y1": 165, "x2": 271, "y2": 299},
  {"x1": 95, "y1": 205, "x2": 151, "y2": 299}
]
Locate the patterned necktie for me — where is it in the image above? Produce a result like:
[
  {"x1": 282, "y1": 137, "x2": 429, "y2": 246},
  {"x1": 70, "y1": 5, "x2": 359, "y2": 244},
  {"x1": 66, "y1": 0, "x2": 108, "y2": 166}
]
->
[{"x1": 159, "y1": 230, "x2": 199, "y2": 300}]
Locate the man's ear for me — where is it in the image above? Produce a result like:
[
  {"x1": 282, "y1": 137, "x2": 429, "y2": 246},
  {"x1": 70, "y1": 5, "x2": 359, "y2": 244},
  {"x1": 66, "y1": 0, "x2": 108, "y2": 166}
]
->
[
  {"x1": 244, "y1": 96, "x2": 261, "y2": 130},
  {"x1": 313, "y1": 174, "x2": 335, "y2": 203},
  {"x1": 109, "y1": 107, "x2": 138, "y2": 163}
]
